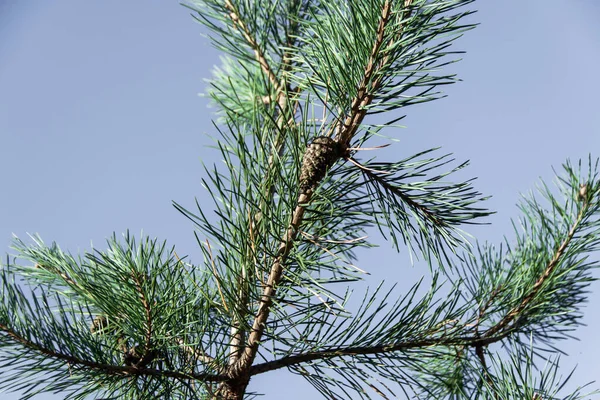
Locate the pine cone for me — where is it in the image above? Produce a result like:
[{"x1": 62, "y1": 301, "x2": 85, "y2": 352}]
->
[{"x1": 299, "y1": 136, "x2": 342, "y2": 194}]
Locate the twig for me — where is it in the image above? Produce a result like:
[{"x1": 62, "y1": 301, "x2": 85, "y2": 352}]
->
[
  {"x1": 483, "y1": 204, "x2": 585, "y2": 339},
  {"x1": 0, "y1": 322, "x2": 226, "y2": 382},
  {"x1": 205, "y1": 240, "x2": 229, "y2": 313}
]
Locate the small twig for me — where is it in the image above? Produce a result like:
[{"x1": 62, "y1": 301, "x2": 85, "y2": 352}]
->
[
  {"x1": 177, "y1": 338, "x2": 215, "y2": 365},
  {"x1": 34, "y1": 263, "x2": 79, "y2": 288},
  {"x1": 129, "y1": 270, "x2": 154, "y2": 368},
  {"x1": 223, "y1": 0, "x2": 280, "y2": 93},
  {"x1": 346, "y1": 156, "x2": 393, "y2": 175},
  {"x1": 300, "y1": 231, "x2": 368, "y2": 274},
  {"x1": 347, "y1": 143, "x2": 391, "y2": 151},
  {"x1": 484, "y1": 204, "x2": 586, "y2": 339},
  {"x1": 205, "y1": 240, "x2": 229, "y2": 313}
]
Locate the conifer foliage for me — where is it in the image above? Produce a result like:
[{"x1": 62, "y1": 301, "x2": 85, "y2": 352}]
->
[{"x1": 1, "y1": 1, "x2": 599, "y2": 399}]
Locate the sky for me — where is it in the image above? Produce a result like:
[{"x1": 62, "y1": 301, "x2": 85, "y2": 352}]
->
[{"x1": 1, "y1": 1, "x2": 599, "y2": 399}]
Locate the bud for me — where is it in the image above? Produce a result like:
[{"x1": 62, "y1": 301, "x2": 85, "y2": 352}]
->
[{"x1": 578, "y1": 183, "x2": 588, "y2": 203}]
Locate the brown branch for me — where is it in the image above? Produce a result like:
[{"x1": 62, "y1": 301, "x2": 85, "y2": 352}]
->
[
  {"x1": 223, "y1": 0, "x2": 300, "y2": 108},
  {"x1": 222, "y1": 0, "x2": 305, "y2": 373},
  {"x1": 229, "y1": 0, "x2": 416, "y2": 382},
  {"x1": 224, "y1": 0, "x2": 280, "y2": 93},
  {"x1": 483, "y1": 204, "x2": 586, "y2": 339},
  {"x1": 0, "y1": 322, "x2": 227, "y2": 382},
  {"x1": 335, "y1": 0, "x2": 414, "y2": 146},
  {"x1": 245, "y1": 201, "x2": 587, "y2": 379},
  {"x1": 229, "y1": 272, "x2": 248, "y2": 366},
  {"x1": 247, "y1": 331, "x2": 508, "y2": 377},
  {"x1": 230, "y1": 193, "x2": 311, "y2": 377},
  {"x1": 129, "y1": 270, "x2": 154, "y2": 368}
]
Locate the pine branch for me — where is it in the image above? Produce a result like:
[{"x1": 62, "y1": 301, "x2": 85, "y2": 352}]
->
[
  {"x1": 199, "y1": 0, "x2": 308, "y2": 370},
  {"x1": 231, "y1": 192, "x2": 312, "y2": 376},
  {"x1": 222, "y1": 0, "x2": 281, "y2": 92},
  {"x1": 483, "y1": 202, "x2": 585, "y2": 339},
  {"x1": 229, "y1": 0, "x2": 419, "y2": 381},
  {"x1": 238, "y1": 159, "x2": 599, "y2": 397},
  {"x1": 128, "y1": 269, "x2": 155, "y2": 368},
  {"x1": 334, "y1": 0, "x2": 413, "y2": 146},
  {"x1": 0, "y1": 320, "x2": 225, "y2": 383}
]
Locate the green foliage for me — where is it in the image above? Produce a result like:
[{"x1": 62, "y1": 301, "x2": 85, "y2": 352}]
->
[{"x1": 1, "y1": 0, "x2": 599, "y2": 399}]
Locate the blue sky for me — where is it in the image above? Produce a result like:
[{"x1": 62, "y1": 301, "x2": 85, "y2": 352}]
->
[{"x1": 1, "y1": 1, "x2": 599, "y2": 398}]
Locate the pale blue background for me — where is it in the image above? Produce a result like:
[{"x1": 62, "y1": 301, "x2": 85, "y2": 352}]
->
[{"x1": 1, "y1": 1, "x2": 599, "y2": 398}]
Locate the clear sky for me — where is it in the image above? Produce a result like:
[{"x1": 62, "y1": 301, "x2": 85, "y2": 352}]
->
[{"x1": 1, "y1": 1, "x2": 599, "y2": 399}]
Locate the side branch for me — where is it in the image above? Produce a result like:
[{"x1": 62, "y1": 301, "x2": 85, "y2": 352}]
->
[
  {"x1": 224, "y1": 0, "x2": 282, "y2": 93},
  {"x1": 246, "y1": 200, "x2": 589, "y2": 377},
  {"x1": 0, "y1": 323, "x2": 226, "y2": 382},
  {"x1": 231, "y1": 193, "x2": 312, "y2": 376},
  {"x1": 247, "y1": 331, "x2": 510, "y2": 377},
  {"x1": 483, "y1": 203, "x2": 586, "y2": 339},
  {"x1": 335, "y1": 0, "x2": 414, "y2": 146},
  {"x1": 360, "y1": 165, "x2": 447, "y2": 227},
  {"x1": 222, "y1": 0, "x2": 303, "y2": 368},
  {"x1": 130, "y1": 270, "x2": 155, "y2": 367}
]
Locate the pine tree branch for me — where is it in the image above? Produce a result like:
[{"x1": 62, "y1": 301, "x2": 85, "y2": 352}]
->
[
  {"x1": 219, "y1": 0, "x2": 304, "y2": 369},
  {"x1": 223, "y1": 0, "x2": 281, "y2": 93},
  {"x1": 246, "y1": 333, "x2": 503, "y2": 377},
  {"x1": 129, "y1": 269, "x2": 154, "y2": 368},
  {"x1": 231, "y1": 192, "x2": 311, "y2": 377},
  {"x1": 360, "y1": 163, "x2": 447, "y2": 227},
  {"x1": 34, "y1": 263, "x2": 79, "y2": 288},
  {"x1": 335, "y1": 0, "x2": 414, "y2": 146},
  {"x1": 230, "y1": 0, "x2": 417, "y2": 379},
  {"x1": 244, "y1": 195, "x2": 591, "y2": 378},
  {"x1": 482, "y1": 200, "x2": 586, "y2": 339},
  {"x1": 0, "y1": 322, "x2": 227, "y2": 383}
]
